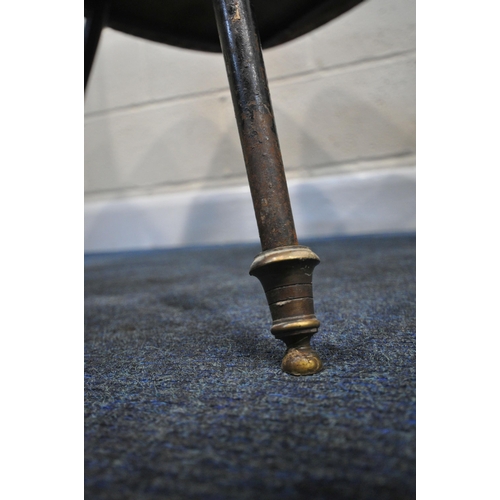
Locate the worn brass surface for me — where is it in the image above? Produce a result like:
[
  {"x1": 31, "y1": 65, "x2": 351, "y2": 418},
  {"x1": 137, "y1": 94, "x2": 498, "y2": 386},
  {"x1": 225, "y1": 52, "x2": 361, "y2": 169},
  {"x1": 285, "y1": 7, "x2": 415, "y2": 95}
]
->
[
  {"x1": 282, "y1": 335, "x2": 324, "y2": 376},
  {"x1": 250, "y1": 245, "x2": 323, "y2": 375}
]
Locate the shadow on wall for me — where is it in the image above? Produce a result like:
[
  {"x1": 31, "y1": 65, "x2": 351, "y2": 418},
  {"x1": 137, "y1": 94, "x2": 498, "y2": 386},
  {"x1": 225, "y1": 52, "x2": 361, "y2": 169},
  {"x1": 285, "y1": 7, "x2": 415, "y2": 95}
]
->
[
  {"x1": 85, "y1": 202, "x2": 165, "y2": 251},
  {"x1": 177, "y1": 82, "x2": 415, "y2": 246},
  {"x1": 84, "y1": 164, "x2": 416, "y2": 252},
  {"x1": 274, "y1": 83, "x2": 415, "y2": 171},
  {"x1": 85, "y1": 67, "x2": 415, "y2": 252}
]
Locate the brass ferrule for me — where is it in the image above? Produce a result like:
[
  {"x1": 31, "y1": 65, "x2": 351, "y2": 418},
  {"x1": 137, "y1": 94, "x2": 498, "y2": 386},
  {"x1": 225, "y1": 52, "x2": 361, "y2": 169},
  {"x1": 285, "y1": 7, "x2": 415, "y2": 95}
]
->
[{"x1": 249, "y1": 245, "x2": 321, "y2": 340}]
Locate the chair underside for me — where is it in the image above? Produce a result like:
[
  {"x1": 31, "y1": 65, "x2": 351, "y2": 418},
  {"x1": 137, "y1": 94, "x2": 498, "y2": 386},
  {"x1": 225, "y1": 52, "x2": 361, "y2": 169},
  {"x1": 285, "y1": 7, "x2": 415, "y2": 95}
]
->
[{"x1": 84, "y1": 0, "x2": 364, "y2": 52}]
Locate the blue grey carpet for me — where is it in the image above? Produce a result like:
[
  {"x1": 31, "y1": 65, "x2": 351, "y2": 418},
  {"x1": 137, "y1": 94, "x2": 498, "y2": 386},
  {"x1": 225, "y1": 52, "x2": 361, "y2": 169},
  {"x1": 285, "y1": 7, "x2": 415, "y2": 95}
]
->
[{"x1": 85, "y1": 233, "x2": 416, "y2": 500}]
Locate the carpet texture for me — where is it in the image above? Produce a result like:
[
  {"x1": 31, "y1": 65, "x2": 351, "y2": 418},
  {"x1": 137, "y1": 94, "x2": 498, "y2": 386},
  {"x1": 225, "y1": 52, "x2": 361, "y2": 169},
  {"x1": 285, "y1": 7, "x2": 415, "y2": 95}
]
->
[{"x1": 85, "y1": 234, "x2": 416, "y2": 500}]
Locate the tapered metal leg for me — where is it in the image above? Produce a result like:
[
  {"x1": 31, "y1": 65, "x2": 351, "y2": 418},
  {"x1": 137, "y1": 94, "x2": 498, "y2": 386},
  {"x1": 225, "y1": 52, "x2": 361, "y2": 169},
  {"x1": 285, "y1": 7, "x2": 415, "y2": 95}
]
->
[
  {"x1": 213, "y1": 0, "x2": 323, "y2": 375},
  {"x1": 84, "y1": 0, "x2": 111, "y2": 91}
]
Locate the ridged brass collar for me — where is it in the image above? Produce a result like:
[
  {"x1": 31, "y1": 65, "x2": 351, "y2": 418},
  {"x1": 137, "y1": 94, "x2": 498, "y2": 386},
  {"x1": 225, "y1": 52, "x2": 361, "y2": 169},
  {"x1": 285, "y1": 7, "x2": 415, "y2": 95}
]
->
[{"x1": 249, "y1": 245, "x2": 320, "y2": 274}]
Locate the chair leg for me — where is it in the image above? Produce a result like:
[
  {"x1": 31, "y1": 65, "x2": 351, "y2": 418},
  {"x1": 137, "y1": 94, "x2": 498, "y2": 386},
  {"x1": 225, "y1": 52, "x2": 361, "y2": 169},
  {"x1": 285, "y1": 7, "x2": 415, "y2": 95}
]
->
[
  {"x1": 84, "y1": 0, "x2": 111, "y2": 91},
  {"x1": 213, "y1": 0, "x2": 323, "y2": 375}
]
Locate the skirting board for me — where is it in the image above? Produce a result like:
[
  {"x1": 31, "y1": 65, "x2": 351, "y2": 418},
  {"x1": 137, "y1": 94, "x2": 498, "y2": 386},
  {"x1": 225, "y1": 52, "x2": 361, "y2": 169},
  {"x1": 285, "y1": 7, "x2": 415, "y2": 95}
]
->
[{"x1": 85, "y1": 166, "x2": 415, "y2": 253}]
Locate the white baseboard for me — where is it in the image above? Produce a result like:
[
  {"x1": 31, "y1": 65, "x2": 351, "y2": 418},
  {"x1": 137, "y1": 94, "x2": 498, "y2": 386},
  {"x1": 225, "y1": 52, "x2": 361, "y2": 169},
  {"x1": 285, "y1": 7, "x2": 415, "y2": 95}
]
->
[{"x1": 84, "y1": 166, "x2": 415, "y2": 253}]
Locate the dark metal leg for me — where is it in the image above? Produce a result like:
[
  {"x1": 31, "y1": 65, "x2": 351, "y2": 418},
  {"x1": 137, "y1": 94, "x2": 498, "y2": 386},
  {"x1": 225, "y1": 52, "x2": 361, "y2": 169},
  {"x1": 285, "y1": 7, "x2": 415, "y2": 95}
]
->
[
  {"x1": 84, "y1": 0, "x2": 111, "y2": 91},
  {"x1": 213, "y1": 0, "x2": 323, "y2": 375}
]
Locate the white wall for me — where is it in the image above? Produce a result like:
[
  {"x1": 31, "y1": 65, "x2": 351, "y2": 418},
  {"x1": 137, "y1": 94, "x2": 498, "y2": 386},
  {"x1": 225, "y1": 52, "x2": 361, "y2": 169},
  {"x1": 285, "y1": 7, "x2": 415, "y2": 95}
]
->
[{"x1": 84, "y1": 0, "x2": 415, "y2": 252}]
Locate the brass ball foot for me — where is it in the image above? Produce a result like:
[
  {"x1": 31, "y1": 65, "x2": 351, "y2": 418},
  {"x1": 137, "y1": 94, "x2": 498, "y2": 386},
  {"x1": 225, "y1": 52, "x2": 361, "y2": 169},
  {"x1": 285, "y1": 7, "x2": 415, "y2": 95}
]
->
[{"x1": 281, "y1": 335, "x2": 324, "y2": 376}]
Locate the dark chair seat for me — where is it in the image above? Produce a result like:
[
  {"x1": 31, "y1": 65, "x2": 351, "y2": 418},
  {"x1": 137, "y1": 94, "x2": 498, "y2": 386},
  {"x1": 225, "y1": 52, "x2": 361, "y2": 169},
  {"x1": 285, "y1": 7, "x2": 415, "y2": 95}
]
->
[{"x1": 84, "y1": 0, "x2": 364, "y2": 52}]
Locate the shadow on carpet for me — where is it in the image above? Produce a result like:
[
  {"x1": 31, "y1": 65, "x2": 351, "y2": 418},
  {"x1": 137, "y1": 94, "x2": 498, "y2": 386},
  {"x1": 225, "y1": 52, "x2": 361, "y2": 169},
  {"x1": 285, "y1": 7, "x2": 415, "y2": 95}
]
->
[{"x1": 85, "y1": 233, "x2": 416, "y2": 500}]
